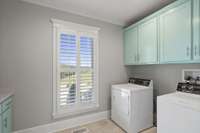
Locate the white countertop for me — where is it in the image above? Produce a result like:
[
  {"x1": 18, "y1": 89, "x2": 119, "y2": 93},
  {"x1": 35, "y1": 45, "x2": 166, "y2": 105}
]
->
[{"x1": 0, "y1": 89, "x2": 14, "y2": 103}]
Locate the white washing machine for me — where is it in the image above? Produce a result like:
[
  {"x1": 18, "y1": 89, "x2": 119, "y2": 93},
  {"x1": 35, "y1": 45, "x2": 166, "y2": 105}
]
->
[
  {"x1": 157, "y1": 82, "x2": 200, "y2": 133},
  {"x1": 111, "y1": 78, "x2": 153, "y2": 133}
]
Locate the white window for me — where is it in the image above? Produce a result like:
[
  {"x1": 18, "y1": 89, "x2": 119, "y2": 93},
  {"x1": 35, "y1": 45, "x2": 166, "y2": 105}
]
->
[{"x1": 51, "y1": 19, "x2": 100, "y2": 118}]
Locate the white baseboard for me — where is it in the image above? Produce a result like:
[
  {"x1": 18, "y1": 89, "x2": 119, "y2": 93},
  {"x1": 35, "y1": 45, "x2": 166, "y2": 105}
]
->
[{"x1": 14, "y1": 110, "x2": 110, "y2": 133}]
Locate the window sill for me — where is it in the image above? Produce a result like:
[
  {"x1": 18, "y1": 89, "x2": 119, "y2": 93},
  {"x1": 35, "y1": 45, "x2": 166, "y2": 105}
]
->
[{"x1": 52, "y1": 104, "x2": 99, "y2": 119}]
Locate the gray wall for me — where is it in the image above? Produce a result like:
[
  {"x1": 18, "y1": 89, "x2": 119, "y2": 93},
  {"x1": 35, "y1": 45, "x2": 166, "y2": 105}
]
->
[
  {"x1": 126, "y1": 64, "x2": 200, "y2": 96},
  {"x1": 0, "y1": 0, "x2": 128, "y2": 131}
]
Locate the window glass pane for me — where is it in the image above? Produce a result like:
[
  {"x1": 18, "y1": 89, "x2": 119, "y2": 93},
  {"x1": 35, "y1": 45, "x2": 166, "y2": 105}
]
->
[
  {"x1": 80, "y1": 70, "x2": 94, "y2": 103},
  {"x1": 60, "y1": 34, "x2": 77, "y2": 67},
  {"x1": 59, "y1": 72, "x2": 76, "y2": 106},
  {"x1": 80, "y1": 36, "x2": 93, "y2": 68}
]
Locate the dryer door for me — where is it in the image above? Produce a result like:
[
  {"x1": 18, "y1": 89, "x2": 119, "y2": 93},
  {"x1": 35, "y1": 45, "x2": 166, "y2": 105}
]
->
[{"x1": 111, "y1": 89, "x2": 130, "y2": 131}]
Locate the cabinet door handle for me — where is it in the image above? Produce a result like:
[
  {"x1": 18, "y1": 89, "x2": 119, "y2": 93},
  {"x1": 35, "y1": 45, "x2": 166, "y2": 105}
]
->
[
  {"x1": 186, "y1": 47, "x2": 190, "y2": 56},
  {"x1": 199, "y1": 45, "x2": 200, "y2": 56},
  {"x1": 4, "y1": 118, "x2": 7, "y2": 128},
  {"x1": 134, "y1": 55, "x2": 136, "y2": 62},
  {"x1": 138, "y1": 54, "x2": 140, "y2": 62},
  {"x1": 194, "y1": 45, "x2": 197, "y2": 56}
]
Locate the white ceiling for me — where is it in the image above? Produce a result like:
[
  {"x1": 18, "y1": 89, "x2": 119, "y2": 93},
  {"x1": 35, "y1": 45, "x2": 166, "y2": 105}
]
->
[{"x1": 22, "y1": 0, "x2": 175, "y2": 26}]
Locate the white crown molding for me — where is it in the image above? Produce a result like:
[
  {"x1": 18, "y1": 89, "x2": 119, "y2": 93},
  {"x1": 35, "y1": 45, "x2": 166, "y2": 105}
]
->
[
  {"x1": 13, "y1": 110, "x2": 110, "y2": 133},
  {"x1": 21, "y1": 0, "x2": 124, "y2": 26},
  {"x1": 51, "y1": 18, "x2": 100, "y2": 32}
]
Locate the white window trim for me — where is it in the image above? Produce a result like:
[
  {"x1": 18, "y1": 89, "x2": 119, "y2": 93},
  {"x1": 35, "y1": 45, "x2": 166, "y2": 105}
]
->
[{"x1": 51, "y1": 19, "x2": 100, "y2": 119}]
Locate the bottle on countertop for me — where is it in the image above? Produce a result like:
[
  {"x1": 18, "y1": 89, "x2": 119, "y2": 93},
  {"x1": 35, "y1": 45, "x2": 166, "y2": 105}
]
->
[{"x1": 196, "y1": 76, "x2": 200, "y2": 85}]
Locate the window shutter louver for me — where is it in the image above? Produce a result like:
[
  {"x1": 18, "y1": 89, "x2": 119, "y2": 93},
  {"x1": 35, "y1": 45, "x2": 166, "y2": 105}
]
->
[
  {"x1": 59, "y1": 72, "x2": 76, "y2": 106},
  {"x1": 80, "y1": 70, "x2": 94, "y2": 103},
  {"x1": 80, "y1": 37, "x2": 95, "y2": 103},
  {"x1": 80, "y1": 37, "x2": 93, "y2": 67},
  {"x1": 58, "y1": 33, "x2": 77, "y2": 108},
  {"x1": 60, "y1": 34, "x2": 77, "y2": 66}
]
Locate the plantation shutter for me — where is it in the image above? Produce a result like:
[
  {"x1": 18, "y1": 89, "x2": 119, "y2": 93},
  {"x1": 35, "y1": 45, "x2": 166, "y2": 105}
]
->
[
  {"x1": 58, "y1": 33, "x2": 77, "y2": 108},
  {"x1": 80, "y1": 36, "x2": 94, "y2": 103},
  {"x1": 52, "y1": 19, "x2": 99, "y2": 117},
  {"x1": 57, "y1": 31, "x2": 98, "y2": 111}
]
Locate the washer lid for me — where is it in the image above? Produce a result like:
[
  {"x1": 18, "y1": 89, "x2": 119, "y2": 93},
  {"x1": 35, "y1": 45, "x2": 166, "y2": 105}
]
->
[
  {"x1": 112, "y1": 83, "x2": 150, "y2": 91},
  {"x1": 158, "y1": 92, "x2": 200, "y2": 112}
]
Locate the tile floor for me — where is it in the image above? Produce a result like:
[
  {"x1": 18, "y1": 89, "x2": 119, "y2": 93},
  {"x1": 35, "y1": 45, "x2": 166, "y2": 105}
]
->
[{"x1": 56, "y1": 119, "x2": 156, "y2": 133}]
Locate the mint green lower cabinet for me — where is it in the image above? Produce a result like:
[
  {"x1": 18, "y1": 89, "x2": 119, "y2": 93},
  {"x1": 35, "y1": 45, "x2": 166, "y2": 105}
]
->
[
  {"x1": 138, "y1": 17, "x2": 158, "y2": 64},
  {"x1": 160, "y1": 0, "x2": 192, "y2": 63},
  {"x1": 1, "y1": 97, "x2": 12, "y2": 133},
  {"x1": 124, "y1": 27, "x2": 138, "y2": 65},
  {"x1": 193, "y1": 0, "x2": 200, "y2": 61},
  {"x1": 0, "y1": 112, "x2": 2, "y2": 133},
  {"x1": 2, "y1": 107, "x2": 12, "y2": 133}
]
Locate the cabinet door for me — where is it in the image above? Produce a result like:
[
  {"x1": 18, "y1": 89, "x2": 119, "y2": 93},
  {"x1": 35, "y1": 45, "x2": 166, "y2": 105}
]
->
[
  {"x1": 193, "y1": 0, "x2": 200, "y2": 61},
  {"x1": 124, "y1": 27, "x2": 138, "y2": 65},
  {"x1": 138, "y1": 18, "x2": 158, "y2": 64},
  {"x1": 0, "y1": 113, "x2": 2, "y2": 133},
  {"x1": 2, "y1": 107, "x2": 12, "y2": 133},
  {"x1": 160, "y1": 0, "x2": 192, "y2": 63}
]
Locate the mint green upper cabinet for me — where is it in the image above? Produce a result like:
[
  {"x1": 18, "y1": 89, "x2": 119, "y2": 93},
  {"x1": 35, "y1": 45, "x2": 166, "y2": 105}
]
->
[
  {"x1": 160, "y1": 0, "x2": 192, "y2": 63},
  {"x1": 123, "y1": 0, "x2": 196, "y2": 65},
  {"x1": 124, "y1": 27, "x2": 138, "y2": 65},
  {"x1": 138, "y1": 17, "x2": 158, "y2": 64},
  {"x1": 193, "y1": 0, "x2": 200, "y2": 61}
]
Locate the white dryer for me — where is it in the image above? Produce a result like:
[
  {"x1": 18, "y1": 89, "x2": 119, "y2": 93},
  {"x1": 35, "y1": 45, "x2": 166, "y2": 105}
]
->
[{"x1": 111, "y1": 78, "x2": 153, "y2": 133}]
